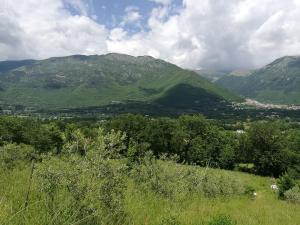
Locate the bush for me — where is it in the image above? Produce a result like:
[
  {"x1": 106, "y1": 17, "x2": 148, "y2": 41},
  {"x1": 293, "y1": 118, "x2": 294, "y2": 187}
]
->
[
  {"x1": 63, "y1": 127, "x2": 127, "y2": 159},
  {"x1": 244, "y1": 185, "x2": 256, "y2": 197},
  {"x1": 208, "y1": 215, "x2": 236, "y2": 225},
  {"x1": 284, "y1": 185, "x2": 300, "y2": 204},
  {"x1": 277, "y1": 173, "x2": 296, "y2": 199},
  {"x1": 35, "y1": 154, "x2": 128, "y2": 224},
  {"x1": 0, "y1": 143, "x2": 35, "y2": 169},
  {"x1": 130, "y1": 152, "x2": 176, "y2": 198},
  {"x1": 127, "y1": 141, "x2": 151, "y2": 166},
  {"x1": 159, "y1": 215, "x2": 181, "y2": 225},
  {"x1": 201, "y1": 172, "x2": 245, "y2": 198}
]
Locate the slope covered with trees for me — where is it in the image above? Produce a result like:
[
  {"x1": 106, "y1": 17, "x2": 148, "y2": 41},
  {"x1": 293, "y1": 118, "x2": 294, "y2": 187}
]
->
[{"x1": 217, "y1": 56, "x2": 300, "y2": 105}]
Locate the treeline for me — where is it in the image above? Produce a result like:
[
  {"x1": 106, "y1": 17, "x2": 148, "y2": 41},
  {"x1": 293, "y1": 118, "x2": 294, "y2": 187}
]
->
[
  {"x1": 0, "y1": 114, "x2": 299, "y2": 178},
  {"x1": 105, "y1": 114, "x2": 300, "y2": 178}
]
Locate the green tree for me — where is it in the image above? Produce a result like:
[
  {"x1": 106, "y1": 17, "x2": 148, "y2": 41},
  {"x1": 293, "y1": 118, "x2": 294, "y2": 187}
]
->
[{"x1": 248, "y1": 122, "x2": 288, "y2": 177}]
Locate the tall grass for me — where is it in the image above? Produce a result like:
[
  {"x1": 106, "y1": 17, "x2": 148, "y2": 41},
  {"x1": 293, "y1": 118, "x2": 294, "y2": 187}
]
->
[{"x1": 0, "y1": 160, "x2": 299, "y2": 225}]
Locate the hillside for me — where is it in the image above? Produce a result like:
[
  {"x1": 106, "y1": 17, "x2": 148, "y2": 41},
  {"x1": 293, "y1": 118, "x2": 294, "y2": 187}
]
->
[
  {"x1": 0, "y1": 54, "x2": 241, "y2": 111},
  {"x1": 0, "y1": 60, "x2": 36, "y2": 74},
  {"x1": 1, "y1": 158, "x2": 299, "y2": 225},
  {"x1": 217, "y1": 56, "x2": 300, "y2": 105}
]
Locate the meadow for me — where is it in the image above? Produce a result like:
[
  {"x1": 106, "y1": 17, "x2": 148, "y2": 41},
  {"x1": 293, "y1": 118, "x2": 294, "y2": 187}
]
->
[{"x1": 0, "y1": 159, "x2": 299, "y2": 225}]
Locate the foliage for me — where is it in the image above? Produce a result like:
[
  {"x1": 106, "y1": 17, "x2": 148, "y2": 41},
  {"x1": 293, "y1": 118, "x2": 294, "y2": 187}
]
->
[
  {"x1": 0, "y1": 114, "x2": 300, "y2": 225},
  {"x1": 159, "y1": 215, "x2": 181, "y2": 225},
  {"x1": 277, "y1": 173, "x2": 296, "y2": 199},
  {"x1": 200, "y1": 171, "x2": 245, "y2": 198},
  {"x1": 107, "y1": 114, "x2": 240, "y2": 170},
  {"x1": 284, "y1": 185, "x2": 300, "y2": 204},
  {"x1": 1, "y1": 115, "x2": 299, "y2": 178},
  {"x1": 248, "y1": 121, "x2": 289, "y2": 177},
  {"x1": 0, "y1": 143, "x2": 35, "y2": 169},
  {"x1": 130, "y1": 152, "x2": 176, "y2": 198},
  {"x1": 208, "y1": 215, "x2": 237, "y2": 225},
  {"x1": 0, "y1": 117, "x2": 63, "y2": 153}
]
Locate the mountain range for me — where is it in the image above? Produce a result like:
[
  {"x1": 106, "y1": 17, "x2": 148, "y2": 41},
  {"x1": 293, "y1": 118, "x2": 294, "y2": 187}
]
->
[
  {"x1": 1, "y1": 53, "x2": 299, "y2": 115},
  {"x1": 0, "y1": 54, "x2": 241, "y2": 113},
  {"x1": 215, "y1": 56, "x2": 300, "y2": 105}
]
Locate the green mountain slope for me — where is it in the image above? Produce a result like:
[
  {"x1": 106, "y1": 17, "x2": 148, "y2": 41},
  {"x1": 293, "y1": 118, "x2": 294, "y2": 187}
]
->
[
  {"x1": 0, "y1": 60, "x2": 36, "y2": 74},
  {"x1": 216, "y1": 56, "x2": 300, "y2": 105},
  {"x1": 0, "y1": 53, "x2": 241, "y2": 110}
]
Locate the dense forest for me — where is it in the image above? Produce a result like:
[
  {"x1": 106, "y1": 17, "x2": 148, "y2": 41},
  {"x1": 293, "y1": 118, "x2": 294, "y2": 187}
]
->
[{"x1": 0, "y1": 114, "x2": 299, "y2": 225}]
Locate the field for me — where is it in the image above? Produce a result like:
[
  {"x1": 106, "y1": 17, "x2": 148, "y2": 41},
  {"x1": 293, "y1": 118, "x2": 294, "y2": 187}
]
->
[{"x1": 0, "y1": 161, "x2": 299, "y2": 225}]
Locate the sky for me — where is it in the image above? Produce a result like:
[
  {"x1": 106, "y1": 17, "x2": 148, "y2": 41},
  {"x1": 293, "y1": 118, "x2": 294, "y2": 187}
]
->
[{"x1": 1, "y1": 0, "x2": 300, "y2": 71}]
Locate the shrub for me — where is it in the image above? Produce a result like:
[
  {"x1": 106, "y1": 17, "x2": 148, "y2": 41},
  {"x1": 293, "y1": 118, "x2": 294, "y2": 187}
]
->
[
  {"x1": 277, "y1": 173, "x2": 296, "y2": 199},
  {"x1": 244, "y1": 185, "x2": 256, "y2": 197},
  {"x1": 130, "y1": 152, "x2": 176, "y2": 198},
  {"x1": 201, "y1": 172, "x2": 245, "y2": 198},
  {"x1": 159, "y1": 215, "x2": 181, "y2": 225},
  {"x1": 284, "y1": 185, "x2": 300, "y2": 204},
  {"x1": 96, "y1": 161, "x2": 127, "y2": 223},
  {"x1": 35, "y1": 154, "x2": 128, "y2": 224},
  {"x1": 0, "y1": 143, "x2": 35, "y2": 169},
  {"x1": 208, "y1": 215, "x2": 236, "y2": 225},
  {"x1": 127, "y1": 141, "x2": 150, "y2": 166},
  {"x1": 35, "y1": 156, "x2": 76, "y2": 213}
]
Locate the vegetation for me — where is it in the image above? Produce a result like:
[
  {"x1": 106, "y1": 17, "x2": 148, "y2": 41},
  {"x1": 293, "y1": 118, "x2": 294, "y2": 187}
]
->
[
  {"x1": 216, "y1": 56, "x2": 300, "y2": 104},
  {"x1": 0, "y1": 114, "x2": 299, "y2": 224}
]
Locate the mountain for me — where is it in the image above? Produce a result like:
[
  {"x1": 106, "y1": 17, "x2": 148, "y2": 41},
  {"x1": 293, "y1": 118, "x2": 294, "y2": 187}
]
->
[
  {"x1": 216, "y1": 56, "x2": 300, "y2": 105},
  {"x1": 0, "y1": 53, "x2": 241, "y2": 113},
  {"x1": 0, "y1": 60, "x2": 36, "y2": 74}
]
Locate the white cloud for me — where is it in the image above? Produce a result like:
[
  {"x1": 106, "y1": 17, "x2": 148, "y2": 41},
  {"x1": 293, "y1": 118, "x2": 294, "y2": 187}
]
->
[
  {"x1": 120, "y1": 6, "x2": 142, "y2": 27},
  {"x1": 0, "y1": 0, "x2": 108, "y2": 60},
  {"x1": 1, "y1": 0, "x2": 300, "y2": 70},
  {"x1": 108, "y1": 0, "x2": 300, "y2": 70},
  {"x1": 149, "y1": 0, "x2": 173, "y2": 5},
  {"x1": 109, "y1": 28, "x2": 127, "y2": 41}
]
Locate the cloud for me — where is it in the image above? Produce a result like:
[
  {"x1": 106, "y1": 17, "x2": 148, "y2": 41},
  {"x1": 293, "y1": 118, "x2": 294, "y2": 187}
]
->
[
  {"x1": 109, "y1": 28, "x2": 127, "y2": 41},
  {"x1": 64, "y1": 0, "x2": 89, "y2": 16},
  {"x1": 0, "y1": 0, "x2": 108, "y2": 61},
  {"x1": 120, "y1": 6, "x2": 142, "y2": 28},
  {"x1": 108, "y1": 0, "x2": 300, "y2": 70},
  {"x1": 149, "y1": 0, "x2": 173, "y2": 5},
  {"x1": 1, "y1": 0, "x2": 300, "y2": 70}
]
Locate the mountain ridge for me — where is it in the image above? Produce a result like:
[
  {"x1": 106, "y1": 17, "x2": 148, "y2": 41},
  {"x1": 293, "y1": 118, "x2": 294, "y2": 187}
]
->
[
  {"x1": 216, "y1": 56, "x2": 300, "y2": 105},
  {"x1": 0, "y1": 53, "x2": 242, "y2": 113}
]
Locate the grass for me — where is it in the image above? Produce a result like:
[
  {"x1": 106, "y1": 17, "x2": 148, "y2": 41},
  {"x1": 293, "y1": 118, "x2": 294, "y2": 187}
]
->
[
  {"x1": 126, "y1": 167, "x2": 300, "y2": 225},
  {"x1": 0, "y1": 162, "x2": 299, "y2": 225}
]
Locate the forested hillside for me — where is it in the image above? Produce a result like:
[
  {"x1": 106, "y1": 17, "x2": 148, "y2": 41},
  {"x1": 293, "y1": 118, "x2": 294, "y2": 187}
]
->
[{"x1": 217, "y1": 56, "x2": 300, "y2": 104}]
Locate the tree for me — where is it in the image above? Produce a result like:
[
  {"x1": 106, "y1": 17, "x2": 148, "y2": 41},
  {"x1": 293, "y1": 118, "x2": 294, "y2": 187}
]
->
[{"x1": 248, "y1": 122, "x2": 288, "y2": 177}]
